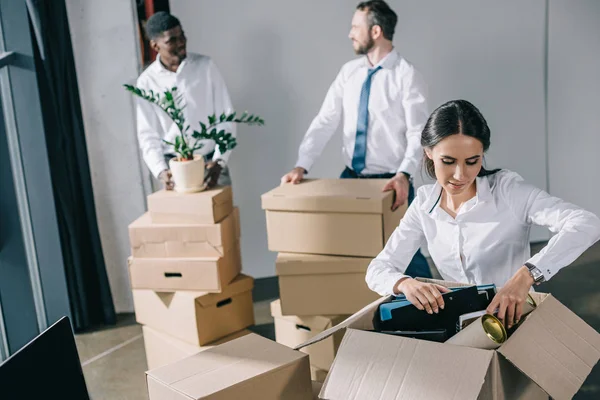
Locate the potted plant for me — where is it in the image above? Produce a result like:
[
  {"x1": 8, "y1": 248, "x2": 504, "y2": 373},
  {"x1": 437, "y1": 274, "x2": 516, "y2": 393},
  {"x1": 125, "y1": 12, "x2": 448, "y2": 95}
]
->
[{"x1": 124, "y1": 85, "x2": 264, "y2": 193}]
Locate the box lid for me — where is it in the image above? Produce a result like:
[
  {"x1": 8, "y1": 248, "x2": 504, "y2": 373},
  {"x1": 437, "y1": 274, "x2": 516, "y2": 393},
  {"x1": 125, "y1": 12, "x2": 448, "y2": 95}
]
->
[
  {"x1": 146, "y1": 333, "x2": 308, "y2": 399},
  {"x1": 270, "y1": 299, "x2": 346, "y2": 332},
  {"x1": 320, "y1": 329, "x2": 493, "y2": 400},
  {"x1": 149, "y1": 185, "x2": 231, "y2": 206},
  {"x1": 497, "y1": 294, "x2": 600, "y2": 400},
  {"x1": 194, "y1": 274, "x2": 254, "y2": 307},
  {"x1": 261, "y1": 179, "x2": 393, "y2": 214},
  {"x1": 276, "y1": 253, "x2": 372, "y2": 276}
]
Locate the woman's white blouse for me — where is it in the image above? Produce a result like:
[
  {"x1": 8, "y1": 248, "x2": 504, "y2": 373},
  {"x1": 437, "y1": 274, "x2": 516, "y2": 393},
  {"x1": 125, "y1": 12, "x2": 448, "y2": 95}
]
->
[{"x1": 366, "y1": 170, "x2": 600, "y2": 296}]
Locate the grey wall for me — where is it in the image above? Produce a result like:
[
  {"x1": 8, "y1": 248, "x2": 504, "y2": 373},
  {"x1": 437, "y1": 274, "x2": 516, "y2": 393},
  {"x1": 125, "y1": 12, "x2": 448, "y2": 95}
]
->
[
  {"x1": 171, "y1": 0, "x2": 552, "y2": 277},
  {"x1": 65, "y1": 0, "x2": 146, "y2": 312},
  {"x1": 548, "y1": 1, "x2": 600, "y2": 216}
]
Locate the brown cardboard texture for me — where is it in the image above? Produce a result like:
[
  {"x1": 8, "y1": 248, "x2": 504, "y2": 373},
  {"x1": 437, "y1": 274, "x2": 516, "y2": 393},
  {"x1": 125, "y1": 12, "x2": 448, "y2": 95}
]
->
[
  {"x1": 133, "y1": 274, "x2": 254, "y2": 346},
  {"x1": 127, "y1": 240, "x2": 241, "y2": 292},
  {"x1": 276, "y1": 252, "x2": 380, "y2": 315},
  {"x1": 148, "y1": 186, "x2": 233, "y2": 224},
  {"x1": 129, "y1": 207, "x2": 240, "y2": 258},
  {"x1": 271, "y1": 299, "x2": 347, "y2": 371},
  {"x1": 261, "y1": 179, "x2": 406, "y2": 257},
  {"x1": 295, "y1": 279, "x2": 600, "y2": 400},
  {"x1": 143, "y1": 326, "x2": 251, "y2": 370},
  {"x1": 146, "y1": 333, "x2": 313, "y2": 400}
]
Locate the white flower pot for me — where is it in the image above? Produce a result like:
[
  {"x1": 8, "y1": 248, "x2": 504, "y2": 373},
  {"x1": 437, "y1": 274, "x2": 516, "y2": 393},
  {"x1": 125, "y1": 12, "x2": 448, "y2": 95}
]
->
[{"x1": 169, "y1": 155, "x2": 205, "y2": 193}]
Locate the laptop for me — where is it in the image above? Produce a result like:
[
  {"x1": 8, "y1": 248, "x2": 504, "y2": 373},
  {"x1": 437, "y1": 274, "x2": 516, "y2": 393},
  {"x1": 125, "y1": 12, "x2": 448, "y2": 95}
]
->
[{"x1": 0, "y1": 316, "x2": 90, "y2": 399}]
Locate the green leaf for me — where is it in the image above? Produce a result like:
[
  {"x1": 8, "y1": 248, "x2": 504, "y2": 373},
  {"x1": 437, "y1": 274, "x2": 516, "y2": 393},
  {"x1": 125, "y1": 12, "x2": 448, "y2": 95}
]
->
[
  {"x1": 219, "y1": 112, "x2": 226, "y2": 122},
  {"x1": 208, "y1": 114, "x2": 216, "y2": 125},
  {"x1": 226, "y1": 112, "x2": 236, "y2": 121}
]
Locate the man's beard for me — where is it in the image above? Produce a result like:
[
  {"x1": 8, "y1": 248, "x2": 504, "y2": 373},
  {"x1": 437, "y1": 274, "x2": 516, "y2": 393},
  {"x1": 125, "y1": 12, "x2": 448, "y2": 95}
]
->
[{"x1": 354, "y1": 36, "x2": 375, "y2": 55}]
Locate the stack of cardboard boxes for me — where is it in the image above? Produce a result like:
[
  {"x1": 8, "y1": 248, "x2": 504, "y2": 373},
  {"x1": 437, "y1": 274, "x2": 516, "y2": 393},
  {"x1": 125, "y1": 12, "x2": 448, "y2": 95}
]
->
[
  {"x1": 127, "y1": 186, "x2": 255, "y2": 370},
  {"x1": 261, "y1": 179, "x2": 407, "y2": 382}
]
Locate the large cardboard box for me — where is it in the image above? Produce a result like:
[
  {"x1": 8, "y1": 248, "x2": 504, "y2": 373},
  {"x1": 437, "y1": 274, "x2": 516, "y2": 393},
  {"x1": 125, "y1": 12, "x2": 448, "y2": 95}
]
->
[
  {"x1": 271, "y1": 299, "x2": 346, "y2": 371},
  {"x1": 148, "y1": 186, "x2": 233, "y2": 224},
  {"x1": 142, "y1": 325, "x2": 251, "y2": 370},
  {"x1": 129, "y1": 207, "x2": 240, "y2": 258},
  {"x1": 127, "y1": 240, "x2": 241, "y2": 292},
  {"x1": 276, "y1": 252, "x2": 380, "y2": 315},
  {"x1": 261, "y1": 179, "x2": 406, "y2": 257},
  {"x1": 146, "y1": 333, "x2": 313, "y2": 400},
  {"x1": 133, "y1": 274, "x2": 254, "y2": 346},
  {"x1": 297, "y1": 279, "x2": 600, "y2": 400}
]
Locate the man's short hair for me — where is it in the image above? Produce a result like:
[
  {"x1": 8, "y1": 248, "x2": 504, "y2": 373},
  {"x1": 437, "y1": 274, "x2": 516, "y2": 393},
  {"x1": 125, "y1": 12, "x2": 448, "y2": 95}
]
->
[
  {"x1": 356, "y1": 0, "x2": 398, "y2": 41},
  {"x1": 145, "y1": 11, "x2": 181, "y2": 40}
]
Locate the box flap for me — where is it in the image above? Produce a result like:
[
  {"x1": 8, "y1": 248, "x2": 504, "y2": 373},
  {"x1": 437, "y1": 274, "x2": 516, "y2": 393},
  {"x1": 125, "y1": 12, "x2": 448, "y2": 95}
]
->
[
  {"x1": 276, "y1": 253, "x2": 371, "y2": 276},
  {"x1": 146, "y1": 333, "x2": 308, "y2": 399},
  {"x1": 295, "y1": 295, "x2": 389, "y2": 351},
  {"x1": 320, "y1": 329, "x2": 493, "y2": 400},
  {"x1": 195, "y1": 274, "x2": 254, "y2": 308},
  {"x1": 270, "y1": 299, "x2": 345, "y2": 332},
  {"x1": 498, "y1": 294, "x2": 600, "y2": 400},
  {"x1": 261, "y1": 179, "x2": 392, "y2": 214},
  {"x1": 294, "y1": 279, "x2": 474, "y2": 351}
]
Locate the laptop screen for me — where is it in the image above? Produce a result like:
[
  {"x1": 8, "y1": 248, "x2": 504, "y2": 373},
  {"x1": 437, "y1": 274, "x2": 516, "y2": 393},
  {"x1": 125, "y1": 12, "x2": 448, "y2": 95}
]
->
[{"x1": 0, "y1": 316, "x2": 90, "y2": 399}]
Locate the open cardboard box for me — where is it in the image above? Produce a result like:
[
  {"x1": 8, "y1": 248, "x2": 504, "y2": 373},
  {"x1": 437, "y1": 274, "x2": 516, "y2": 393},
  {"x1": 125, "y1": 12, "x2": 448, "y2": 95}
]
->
[
  {"x1": 296, "y1": 278, "x2": 600, "y2": 400},
  {"x1": 261, "y1": 179, "x2": 406, "y2": 257}
]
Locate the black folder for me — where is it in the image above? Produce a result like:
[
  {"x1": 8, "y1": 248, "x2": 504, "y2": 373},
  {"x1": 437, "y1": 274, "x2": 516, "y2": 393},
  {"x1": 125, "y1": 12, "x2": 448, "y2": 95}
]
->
[{"x1": 375, "y1": 286, "x2": 485, "y2": 336}]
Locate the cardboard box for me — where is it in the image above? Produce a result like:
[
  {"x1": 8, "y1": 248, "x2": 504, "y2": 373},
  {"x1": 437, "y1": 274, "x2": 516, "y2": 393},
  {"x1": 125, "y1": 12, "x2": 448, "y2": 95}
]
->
[
  {"x1": 143, "y1": 325, "x2": 251, "y2": 370},
  {"x1": 127, "y1": 240, "x2": 241, "y2": 292},
  {"x1": 297, "y1": 279, "x2": 600, "y2": 400},
  {"x1": 133, "y1": 274, "x2": 254, "y2": 346},
  {"x1": 310, "y1": 366, "x2": 327, "y2": 384},
  {"x1": 146, "y1": 333, "x2": 313, "y2": 400},
  {"x1": 129, "y1": 207, "x2": 240, "y2": 258},
  {"x1": 261, "y1": 179, "x2": 406, "y2": 257},
  {"x1": 148, "y1": 186, "x2": 233, "y2": 224},
  {"x1": 271, "y1": 299, "x2": 346, "y2": 371},
  {"x1": 276, "y1": 252, "x2": 380, "y2": 315}
]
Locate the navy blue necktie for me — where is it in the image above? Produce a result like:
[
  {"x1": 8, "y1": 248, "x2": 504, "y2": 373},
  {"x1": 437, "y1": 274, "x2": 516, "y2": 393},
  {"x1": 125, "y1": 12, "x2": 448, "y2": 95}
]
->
[{"x1": 351, "y1": 65, "x2": 382, "y2": 174}]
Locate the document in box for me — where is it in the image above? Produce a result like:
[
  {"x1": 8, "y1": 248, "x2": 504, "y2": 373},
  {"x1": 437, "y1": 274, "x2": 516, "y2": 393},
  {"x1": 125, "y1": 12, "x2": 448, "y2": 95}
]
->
[{"x1": 375, "y1": 286, "x2": 486, "y2": 337}]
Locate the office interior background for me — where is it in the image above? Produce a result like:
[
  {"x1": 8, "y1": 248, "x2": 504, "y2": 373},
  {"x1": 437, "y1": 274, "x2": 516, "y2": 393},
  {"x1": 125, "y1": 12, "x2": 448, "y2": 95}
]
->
[{"x1": 0, "y1": 0, "x2": 599, "y2": 399}]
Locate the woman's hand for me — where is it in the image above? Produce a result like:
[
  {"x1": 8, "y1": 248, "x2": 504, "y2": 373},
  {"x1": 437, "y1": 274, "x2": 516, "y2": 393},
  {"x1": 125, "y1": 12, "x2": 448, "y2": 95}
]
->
[
  {"x1": 486, "y1": 266, "x2": 534, "y2": 329},
  {"x1": 395, "y1": 277, "x2": 451, "y2": 314}
]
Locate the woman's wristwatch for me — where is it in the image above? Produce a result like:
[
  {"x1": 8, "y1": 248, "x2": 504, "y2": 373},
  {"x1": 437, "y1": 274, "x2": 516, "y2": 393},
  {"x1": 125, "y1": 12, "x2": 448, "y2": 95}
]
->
[{"x1": 525, "y1": 262, "x2": 545, "y2": 285}]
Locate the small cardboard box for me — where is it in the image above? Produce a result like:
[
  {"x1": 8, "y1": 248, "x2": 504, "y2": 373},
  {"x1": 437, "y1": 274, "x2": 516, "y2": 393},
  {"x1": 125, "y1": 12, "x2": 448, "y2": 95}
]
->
[
  {"x1": 133, "y1": 274, "x2": 254, "y2": 346},
  {"x1": 297, "y1": 278, "x2": 600, "y2": 400},
  {"x1": 148, "y1": 186, "x2": 233, "y2": 225},
  {"x1": 127, "y1": 240, "x2": 241, "y2": 292},
  {"x1": 270, "y1": 299, "x2": 346, "y2": 371},
  {"x1": 276, "y1": 252, "x2": 380, "y2": 315},
  {"x1": 142, "y1": 325, "x2": 251, "y2": 370},
  {"x1": 146, "y1": 333, "x2": 313, "y2": 400},
  {"x1": 129, "y1": 207, "x2": 240, "y2": 258},
  {"x1": 261, "y1": 179, "x2": 406, "y2": 257}
]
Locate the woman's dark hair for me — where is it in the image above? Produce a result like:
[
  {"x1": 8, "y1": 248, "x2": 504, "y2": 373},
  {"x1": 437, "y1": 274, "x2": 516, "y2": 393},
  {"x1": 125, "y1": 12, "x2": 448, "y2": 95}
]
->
[{"x1": 421, "y1": 99, "x2": 500, "y2": 179}]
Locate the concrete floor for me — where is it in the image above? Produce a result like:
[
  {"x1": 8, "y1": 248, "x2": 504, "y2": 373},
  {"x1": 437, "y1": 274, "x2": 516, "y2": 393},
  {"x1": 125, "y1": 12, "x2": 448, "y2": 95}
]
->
[{"x1": 76, "y1": 244, "x2": 600, "y2": 400}]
